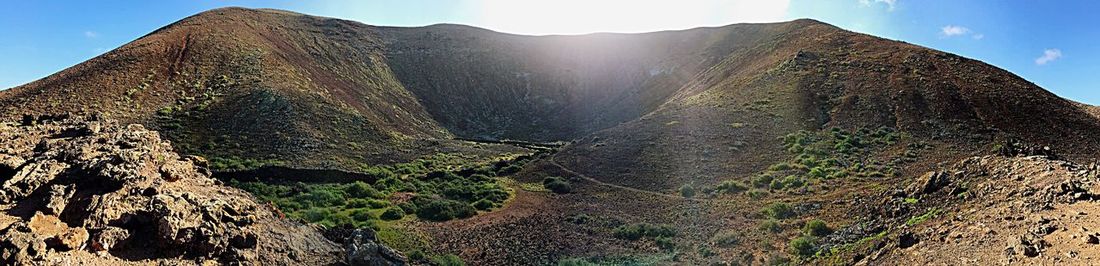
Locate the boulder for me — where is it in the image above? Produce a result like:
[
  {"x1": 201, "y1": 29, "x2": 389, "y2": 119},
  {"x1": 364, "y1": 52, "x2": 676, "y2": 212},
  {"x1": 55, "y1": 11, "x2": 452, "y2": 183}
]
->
[{"x1": 345, "y1": 229, "x2": 407, "y2": 266}]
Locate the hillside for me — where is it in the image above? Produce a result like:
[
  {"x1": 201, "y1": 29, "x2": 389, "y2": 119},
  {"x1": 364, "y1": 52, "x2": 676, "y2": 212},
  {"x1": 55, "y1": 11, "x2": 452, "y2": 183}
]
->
[
  {"x1": 3, "y1": 7, "x2": 1100, "y2": 265},
  {"x1": 0, "y1": 8, "x2": 453, "y2": 169}
]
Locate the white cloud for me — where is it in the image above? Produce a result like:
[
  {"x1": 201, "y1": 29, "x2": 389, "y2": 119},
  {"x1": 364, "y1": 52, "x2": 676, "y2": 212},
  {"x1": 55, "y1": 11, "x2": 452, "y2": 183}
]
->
[
  {"x1": 1035, "y1": 49, "x2": 1062, "y2": 65},
  {"x1": 860, "y1": 0, "x2": 898, "y2": 11},
  {"x1": 972, "y1": 34, "x2": 985, "y2": 40},
  {"x1": 941, "y1": 25, "x2": 970, "y2": 36},
  {"x1": 83, "y1": 31, "x2": 98, "y2": 38}
]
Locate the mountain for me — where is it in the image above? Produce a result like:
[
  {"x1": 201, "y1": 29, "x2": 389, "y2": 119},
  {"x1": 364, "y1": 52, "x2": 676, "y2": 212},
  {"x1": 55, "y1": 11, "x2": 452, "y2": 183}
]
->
[
  {"x1": 0, "y1": 8, "x2": 450, "y2": 169},
  {"x1": 3, "y1": 7, "x2": 1100, "y2": 265}
]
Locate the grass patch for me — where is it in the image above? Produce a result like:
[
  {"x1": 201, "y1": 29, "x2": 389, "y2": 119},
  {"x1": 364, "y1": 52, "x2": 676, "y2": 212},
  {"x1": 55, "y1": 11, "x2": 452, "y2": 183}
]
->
[{"x1": 906, "y1": 208, "x2": 940, "y2": 226}]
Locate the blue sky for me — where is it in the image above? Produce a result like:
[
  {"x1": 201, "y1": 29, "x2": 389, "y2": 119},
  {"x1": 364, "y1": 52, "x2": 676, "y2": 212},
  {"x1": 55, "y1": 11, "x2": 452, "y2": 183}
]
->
[{"x1": 1, "y1": 0, "x2": 1096, "y2": 104}]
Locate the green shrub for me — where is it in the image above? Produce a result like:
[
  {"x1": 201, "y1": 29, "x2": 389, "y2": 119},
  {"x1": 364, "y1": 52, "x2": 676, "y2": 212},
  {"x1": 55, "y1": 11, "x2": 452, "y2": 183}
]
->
[
  {"x1": 301, "y1": 189, "x2": 344, "y2": 207},
  {"x1": 698, "y1": 246, "x2": 716, "y2": 257},
  {"x1": 345, "y1": 181, "x2": 383, "y2": 198},
  {"x1": 762, "y1": 202, "x2": 795, "y2": 219},
  {"x1": 327, "y1": 211, "x2": 354, "y2": 227},
  {"x1": 367, "y1": 199, "x2": 390, "y2": 209},
  {"x1": 781, "y1": 175, "x2": 804, "y2": 189},
  {"x1": 747, "y1": 189, "x2": 768, "y2": 200},
  {"x1": 613, "y1": 223, "x2": 676, "y2": 241},
  {"x1": 715, "y1": 179, "x2": 749, "y2": 194},
  {"x1": 752, "y1": 174, "x2": 775, "y2": 188},
  {"x1": 566, "y1": 214, "x2": 592, "y2": 224},
  {"x1": 758, "y1": 219, "x2": 782, "y2": 233},
  {"x1": 472, "y1": 199, "x2": 495, "y2": 210},
  {"x1": 397, "y1": 202, "x2": 418, "y2": 214},
  {"x1": 408, "y1": 250, "x2": 426, "y2": 261},
  {"x1": 802, "y1": 219, "x2": 832, "y2": 237},
  {"x1": 302, "y1": 208, "x2": 330, "y2": 223},
  {"x1": 769, "y1": 179, "x2": 786, "y2": 190},
  {"x1": 431, "y1": 254, "x2": 465, "y2": 266},
  {"x1": 351, "y1": 208, "x2": 373, "y2": 222},
  {"x1": 543, "y1": 177, "x2": 572, "y2": 194},
  {"x1": 416, "y1": 199, "x2": 476, "y2": 221},
  {"x1": 768, "y1": 163, "x2": 793, "y2": 171},
  {"x1": 497, "y1": 165, "x2": 523, "y2": 176},
  {"x1": 655, "y1": 236, "x2": 676, "y2": 250},
  {"x1": 788, "y1": 236, "x2": 817, "y2": 258},
  {"x1": 345, "y1": 199, "x2": 371, "y2": 208},
  {"x1": 679, "y1": 184, "x2": 696, "y2": 198},
  {"x1": 380, "y1": 207, "x2": 405, "y2": 220}
]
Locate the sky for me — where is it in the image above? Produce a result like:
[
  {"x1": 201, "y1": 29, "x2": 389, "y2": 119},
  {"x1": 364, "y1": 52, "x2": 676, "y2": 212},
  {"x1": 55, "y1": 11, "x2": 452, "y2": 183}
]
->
[{"x1": 1, "y1": 0, "x2": 1097, "y2": 104}]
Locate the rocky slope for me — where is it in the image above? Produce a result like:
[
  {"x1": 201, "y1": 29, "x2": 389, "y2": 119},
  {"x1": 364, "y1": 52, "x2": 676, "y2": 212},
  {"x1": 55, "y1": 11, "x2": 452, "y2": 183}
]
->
[
  {"x1": 844, "y1": 153, "x2": 1100, "y2": 265},
  {"x1": 0, "y1": 8, "x2": 450, "y2": 169},
  {"x1": 0, "y1": 115, "x2": 345, "y2": 265}
]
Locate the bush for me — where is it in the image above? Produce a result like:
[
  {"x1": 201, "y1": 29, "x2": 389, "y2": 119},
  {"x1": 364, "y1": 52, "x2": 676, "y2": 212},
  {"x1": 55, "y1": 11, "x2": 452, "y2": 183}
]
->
[
  {"x1": 367, "y1": 199, "x2": 390, "y2": 209},
  {"x1": 613, "y1": 223, "x2": 676, "y2": 241},
  {"x1": 715, "y1": 179, "x2": 749, "y2": 194},
  {"x1": 802, "y1": 219, "x2": 832, "y2": 237},
  {"x1": 380, "y1": 207, "x2": 405, "y2": 220},
  {"x1": 679, "y1": 184, "x2": 696, "y2": 198},
  {"x1": 301, "y1": 189, "x2": 344, "y2": 207},
  {"x1": 752, "y1": 174, "x2": 775, "y2": 188},
  {"x1": 407, "y1": 250, "x2": 426, "y2": 261},
  {"x1": 788, "y1": 236, "x2": 817, "y2": 258},
  {"x1": 543, "y1": 177, "x2": 572, "y2": 194},
  {"x1": 346, "y1": 199, "x2": 371, "y2": 208},
  {"x1": 566, "y1": 214, "x2": 592, "y2": 224},
  {"x1": 302, "y1": 208, "x2": 330, "y2": 223},
  {"x1": 472, "y1": 199, "x2": 495, "y2": 210},
  {"x1": 345, "y1": 181, "x2": 383, "y2": 198},
  {"x1": 397, "y1": 202, "x2": 418, "y2": 214},
  {"x1": 758, "y1": 219, "x2": 782, "y2": 233},
  {"x1": 351, "y1": 208, "x2": 373, "y2": 222},
  {"x1": 416, "y1": 199, "x2": 476, "y2": 221},
  {"x1": 431, "y1": 254, "x2": 465, "y2": 266},
  {"x1": 655, "y1": 236, "x2": 676, "y2": 250},
  {"x1": 747, "y1": 189, "x2": 768, "y2": 200},
  {"x1": 781, "y1": 175, "x2": 804, "y2": 189},
  {"x1": 769, "y1": 179, "x2": 786, "y2": 190},
  {"x1": 762, "y1": 202, "x2": 795, "y2": 219},
  {"x1": 497, "y1": 165, "x2": 523, "y2": 176}
]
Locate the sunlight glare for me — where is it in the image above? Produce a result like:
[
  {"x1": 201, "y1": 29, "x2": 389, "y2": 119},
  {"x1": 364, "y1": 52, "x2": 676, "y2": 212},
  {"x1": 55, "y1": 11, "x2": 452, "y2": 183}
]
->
[{"x1": 476, "y1": 0, "x2": 791, "y2": 35}]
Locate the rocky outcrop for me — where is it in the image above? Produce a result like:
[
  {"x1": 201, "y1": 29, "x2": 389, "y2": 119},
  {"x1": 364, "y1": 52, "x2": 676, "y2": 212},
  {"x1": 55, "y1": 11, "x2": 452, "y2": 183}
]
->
[
  {"x1": 344, "y1": 229, "x2": 407, "y2": 266},
  {"x1": 0, "y1": 115, "x2": 344, "y2": 265}
]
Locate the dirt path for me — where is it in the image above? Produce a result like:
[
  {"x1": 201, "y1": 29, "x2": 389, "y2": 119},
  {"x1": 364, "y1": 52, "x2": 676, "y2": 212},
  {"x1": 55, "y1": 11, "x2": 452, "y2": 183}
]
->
[{"x1": 548, "y1": 154, "x2": 712, "y2": 203}]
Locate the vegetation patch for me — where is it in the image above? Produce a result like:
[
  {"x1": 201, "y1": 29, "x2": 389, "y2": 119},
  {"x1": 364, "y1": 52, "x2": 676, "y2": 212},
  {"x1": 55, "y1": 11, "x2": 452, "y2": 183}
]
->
[
  {"x1": 788, "y1": 235, "x2": 818, "y2": 259},
  {"x1": 543, "y1": 176, "x2": 573, "y2": 194},
  {"x1": 762, "y1": 202, "x2": 796, "y2": 220},
  {"x1": 906, "y1": 208, "x2": 940, "y2": 226},
  {"x1": 802, "y1": 219, "x2": 833, "y2": 237},
  {"x1": 229, "y1": 152, "x2": 538, "y2": 227},
  {"x1": 749, "y1": 127, "x2": 921, "y2": 193},
  {"x1": 613, "y1": 223, "x2": 676, "y2": 241}
]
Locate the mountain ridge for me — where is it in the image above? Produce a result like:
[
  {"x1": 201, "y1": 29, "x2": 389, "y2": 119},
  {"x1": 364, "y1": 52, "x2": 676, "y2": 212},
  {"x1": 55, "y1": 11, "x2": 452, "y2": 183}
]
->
[{"x1": 4, "y1": 7, "x2": 1100, "y2": 265}]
